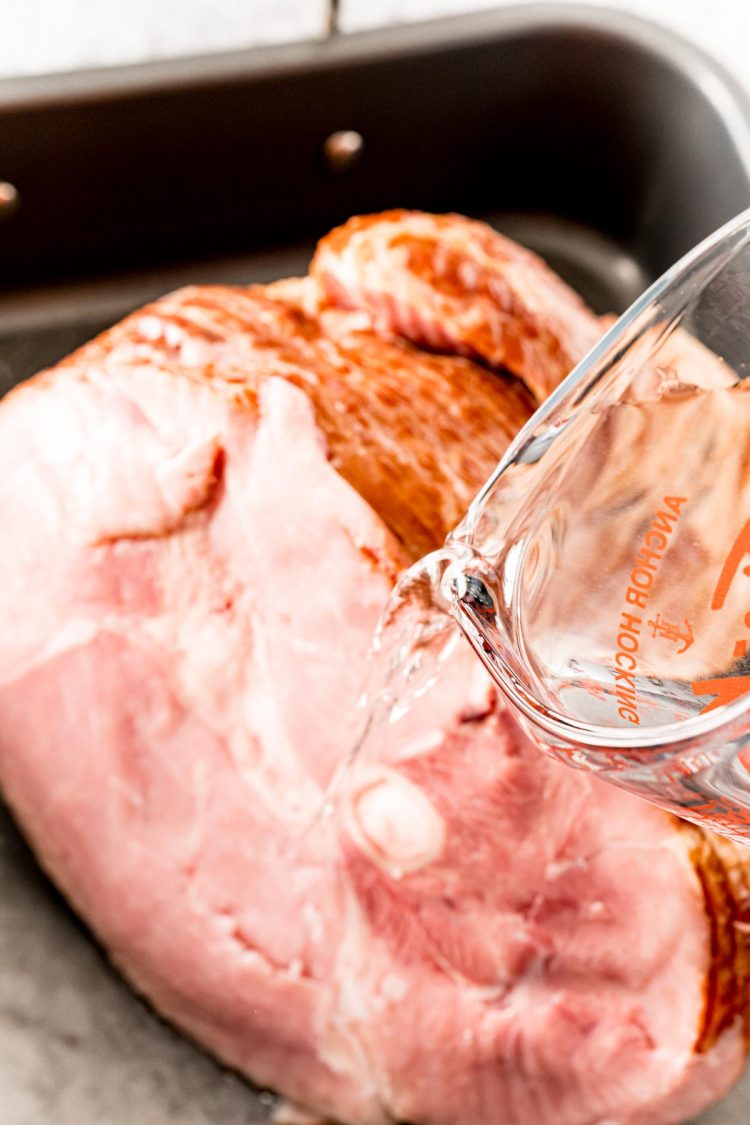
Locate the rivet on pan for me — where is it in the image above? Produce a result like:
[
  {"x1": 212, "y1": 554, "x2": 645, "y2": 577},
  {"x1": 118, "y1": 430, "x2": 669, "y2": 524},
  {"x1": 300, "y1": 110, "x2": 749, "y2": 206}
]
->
[
  {"x1": 323, "y1": 130, "x2": 364, "y2": 173},
  {"x1": 0, "y1": 182, "x2": 19, "y2": 219}
]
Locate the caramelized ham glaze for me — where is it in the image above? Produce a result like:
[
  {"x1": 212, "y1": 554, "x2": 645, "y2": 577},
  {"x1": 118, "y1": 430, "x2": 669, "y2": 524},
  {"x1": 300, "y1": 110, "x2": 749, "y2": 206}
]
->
[{"x1": 311, "y1": 209, "x2": 603, "y2": 402}]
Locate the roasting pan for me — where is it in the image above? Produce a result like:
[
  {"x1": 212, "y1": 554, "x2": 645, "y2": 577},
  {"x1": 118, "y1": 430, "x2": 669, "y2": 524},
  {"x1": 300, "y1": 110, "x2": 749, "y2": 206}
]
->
[{"x1": 1, "y1": 6, "x2": 750, "y2": 1122}]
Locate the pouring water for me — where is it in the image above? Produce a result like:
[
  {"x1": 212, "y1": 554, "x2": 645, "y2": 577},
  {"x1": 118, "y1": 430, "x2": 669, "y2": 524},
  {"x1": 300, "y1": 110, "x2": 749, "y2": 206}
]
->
[{"x1": 345, "y1": 208, "x2": 750, "y2": 844}]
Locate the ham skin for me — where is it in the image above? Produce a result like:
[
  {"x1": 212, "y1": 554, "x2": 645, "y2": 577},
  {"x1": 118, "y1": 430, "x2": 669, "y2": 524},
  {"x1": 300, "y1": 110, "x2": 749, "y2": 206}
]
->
[
  {"x1": 310, "y1": 210, "x2": 604, "y2": 404},
  {"x1": 0, "y1": 211, "x2": 749, "y2": 1125}
]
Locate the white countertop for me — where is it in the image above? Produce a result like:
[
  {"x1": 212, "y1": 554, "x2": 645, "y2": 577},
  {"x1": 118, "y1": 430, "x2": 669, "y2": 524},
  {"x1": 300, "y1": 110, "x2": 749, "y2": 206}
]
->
[
  {"x1": 0, "y1": 0, "x2": 747, "y2": 96},
  {"x1": 0, "y1": 0, "x2": 330, "y2": 78}
]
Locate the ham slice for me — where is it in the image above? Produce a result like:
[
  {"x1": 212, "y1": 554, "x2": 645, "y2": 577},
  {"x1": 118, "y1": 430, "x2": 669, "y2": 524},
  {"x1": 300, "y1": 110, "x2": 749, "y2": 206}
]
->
[{"x1": 0, "y1": 211, "x2": 748, "y2": 1125}]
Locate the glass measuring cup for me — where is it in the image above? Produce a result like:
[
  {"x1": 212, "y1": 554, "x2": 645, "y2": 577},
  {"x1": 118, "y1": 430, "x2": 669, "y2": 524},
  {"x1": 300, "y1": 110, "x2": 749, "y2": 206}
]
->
[{"x1": 438, "y1": 207, "x2": 750, "y2": 842}]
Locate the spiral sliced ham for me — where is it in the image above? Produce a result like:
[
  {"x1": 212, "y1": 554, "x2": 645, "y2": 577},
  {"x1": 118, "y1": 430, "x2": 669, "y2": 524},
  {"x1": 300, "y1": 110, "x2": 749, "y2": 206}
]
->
[
  {"x1": 0, "y1": 211, "x2": 748, "y2": 1125},
  {"x1": 310, "y1": 209, "x2": 604, "y2": 403}
]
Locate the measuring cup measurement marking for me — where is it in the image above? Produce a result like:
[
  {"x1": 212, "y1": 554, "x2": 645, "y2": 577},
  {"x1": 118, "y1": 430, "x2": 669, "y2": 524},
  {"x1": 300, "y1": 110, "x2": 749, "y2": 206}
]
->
[
  {"x1": 612, "y1": 495, "x2": 688, "y2": 725},
  {"x1": 691, "y1": 517, "x2": 750, "y2": 716}
]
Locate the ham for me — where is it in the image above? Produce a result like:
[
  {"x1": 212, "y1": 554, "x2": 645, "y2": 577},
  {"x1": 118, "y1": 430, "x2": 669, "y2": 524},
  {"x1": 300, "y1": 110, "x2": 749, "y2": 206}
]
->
[
  {"x1": 310, "y1": 209, "x2": 604, "y2": 403},
  {"x1": 0, "y1": 211, "x2": 748, "y2": 1125}
]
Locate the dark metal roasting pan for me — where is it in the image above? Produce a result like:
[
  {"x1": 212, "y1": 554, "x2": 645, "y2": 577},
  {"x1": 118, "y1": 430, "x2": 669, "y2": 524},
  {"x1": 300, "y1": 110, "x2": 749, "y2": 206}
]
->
[{"x1": 1, "y1": 6, "x2": 750, "y2": 1122}]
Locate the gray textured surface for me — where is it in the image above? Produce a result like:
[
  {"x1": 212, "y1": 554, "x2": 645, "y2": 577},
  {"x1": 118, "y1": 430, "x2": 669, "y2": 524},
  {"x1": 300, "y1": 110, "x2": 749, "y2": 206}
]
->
[
  {"x1": 2, "y1": 800, "x2": 750, "y2": 1125},
  {"x1": 0, "y1": 805, "x2": 272, "y2": 1125}
]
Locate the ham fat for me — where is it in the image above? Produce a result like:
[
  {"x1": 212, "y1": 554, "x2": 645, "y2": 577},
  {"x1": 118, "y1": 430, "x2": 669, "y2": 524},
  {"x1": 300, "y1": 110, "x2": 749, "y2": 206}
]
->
[{"x1": 0, "y1": 210, "x2": 748, "y2": 1125}]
